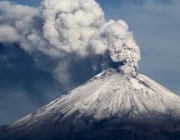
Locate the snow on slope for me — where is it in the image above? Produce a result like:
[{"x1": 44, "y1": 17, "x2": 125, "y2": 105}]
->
[{"x1": 10, "y1": 68, "x2": 180, "y2": 129}]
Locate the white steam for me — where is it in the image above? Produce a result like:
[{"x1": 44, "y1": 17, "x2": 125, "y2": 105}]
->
[
  {"x1": 39, "y1": 0, "x2": 140, "y2": 72},
  {"x1": 0, "y1": 0, "x2": 140, "y2": 87},
  {"x1": 41, "y1": 0, "x2": 105, "y2": 56}
]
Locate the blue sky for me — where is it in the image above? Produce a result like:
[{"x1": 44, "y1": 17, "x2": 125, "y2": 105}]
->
[
  {"x1": 2, "y1": 0, "x2": 41, "y2": 6},
  {"x1": 0, "y1": 0, "x2": 180, "y2": 125},
  {"x1": 97, "y1": 0, "x2": 180, "y2": 93}
]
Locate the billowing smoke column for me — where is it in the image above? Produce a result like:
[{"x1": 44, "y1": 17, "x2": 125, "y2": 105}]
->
[
  {"x1": 0, "y1": 0, "x2": 140, "y2": 89},
  {"x1": 40, "y1": 0, "x2": 140, "y2": 72}
]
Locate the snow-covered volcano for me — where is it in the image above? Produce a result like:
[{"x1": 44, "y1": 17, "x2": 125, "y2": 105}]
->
[{"x1": 1, "y1": 68, "x2": 180, "y2": 140}]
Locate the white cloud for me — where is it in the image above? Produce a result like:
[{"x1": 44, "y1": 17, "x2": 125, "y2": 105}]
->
[
  {"x1": 0, "y1": 0, "x2": 141, "y2": 87},
  {"x1": 0, "y1": 25, "x2": 20, "y2": 43}
]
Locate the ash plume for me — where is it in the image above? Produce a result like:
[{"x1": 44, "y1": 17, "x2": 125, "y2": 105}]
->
[{"x1": 0, "y1": 0, "x2": 140, "y2": 90}]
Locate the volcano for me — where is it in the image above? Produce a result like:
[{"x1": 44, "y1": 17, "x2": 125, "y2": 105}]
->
[{"x1": 1, "y1": 68, "x2": 180, "y2": 140}]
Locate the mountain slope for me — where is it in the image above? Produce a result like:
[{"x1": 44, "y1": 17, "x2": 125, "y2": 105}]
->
[{"x1": 1, "y1": 68, "x2": 180, "y2": 140}]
